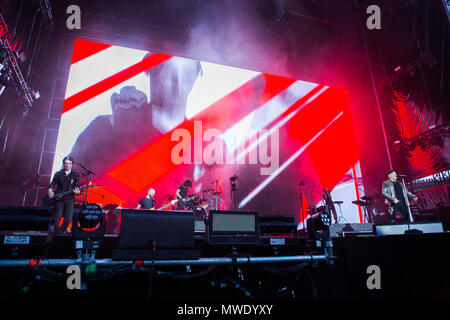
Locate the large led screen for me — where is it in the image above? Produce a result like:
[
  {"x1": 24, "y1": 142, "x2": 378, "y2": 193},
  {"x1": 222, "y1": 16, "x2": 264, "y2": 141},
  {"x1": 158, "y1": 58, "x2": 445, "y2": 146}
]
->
[{"x1": 52, "y1": 39, "x2": 365, "y2": 223}]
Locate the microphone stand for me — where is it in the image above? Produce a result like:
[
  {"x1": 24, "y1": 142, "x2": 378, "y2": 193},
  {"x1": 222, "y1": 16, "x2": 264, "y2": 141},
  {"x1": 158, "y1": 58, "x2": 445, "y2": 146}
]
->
[
  {"x1": 400, "y1": 177, "x2": 421, "y2": 234},
  {"x1": 401, "y1": 177, "x2": 414, "y2": 223},
  {"x1": 230, "y1": 179, "x2": 237, "y2": 211},
  {"x1": 76, "y1": 162, "x2": 96, "y2": 205},
  {"x1": 211, "y1": 179, "x2": 219, "y2": 210},
  {"x1": 299, "y1": 183, "x2": 305, "y2": 229}
]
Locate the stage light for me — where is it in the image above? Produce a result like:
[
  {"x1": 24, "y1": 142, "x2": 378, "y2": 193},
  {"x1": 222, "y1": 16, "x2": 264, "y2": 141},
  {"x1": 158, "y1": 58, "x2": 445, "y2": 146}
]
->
[
  {"x1": 32, "y1": 89, "x2": 40, "y2": 100},
  {"x1": 306, "y1": 211, "x2": 331, "y2": 240},
  {"x1": 80, "y1": 204, "x2": 102, "y2": 229},
  {"x1": 72, "y1": 203, "x2": 106, "y2": 240}
]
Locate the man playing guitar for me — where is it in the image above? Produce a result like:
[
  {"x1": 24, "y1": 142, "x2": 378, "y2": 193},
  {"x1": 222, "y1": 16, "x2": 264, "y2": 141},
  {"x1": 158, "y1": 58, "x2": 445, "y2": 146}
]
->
[
  {"x1": 137, "y1": 188, "x2": 156, "y2": 210},
  {"x1": 175, "y1": 179, "x2": 193, "y2": 210},
  {"x1": 48, "y1": 156, "x2": 80, "y2": 234},
  {"x1": 382, "y1": 169, "x2": 418, "y2": 223}
]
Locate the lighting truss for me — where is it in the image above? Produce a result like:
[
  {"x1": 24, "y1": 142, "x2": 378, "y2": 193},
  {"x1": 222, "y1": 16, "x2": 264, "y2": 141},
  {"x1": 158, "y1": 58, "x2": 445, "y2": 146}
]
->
[
  {"x1": 443, "y1": 0, "x2": 450, "y2": 23},
  {"x1": 39, "y1": 0, "x2": 54, "y2": 29},
  {"x1": 393, "y1": 123, "x2": 450, "y2": 156},
  {"x1": 0, "y1": 14, "x2": 34, "y2": 109}
]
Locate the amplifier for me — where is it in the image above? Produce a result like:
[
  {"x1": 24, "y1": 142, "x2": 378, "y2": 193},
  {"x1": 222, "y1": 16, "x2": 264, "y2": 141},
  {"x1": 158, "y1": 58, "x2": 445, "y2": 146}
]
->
[
  {"x1": 207, "y1": 210, "x2": 260, "y2": 245},
  {"x1": 0, "y1": 206, "x2": 52, "y2": 231},
  {"x1": 258, "y1": 214, "x2": 298, "y2": 245}
]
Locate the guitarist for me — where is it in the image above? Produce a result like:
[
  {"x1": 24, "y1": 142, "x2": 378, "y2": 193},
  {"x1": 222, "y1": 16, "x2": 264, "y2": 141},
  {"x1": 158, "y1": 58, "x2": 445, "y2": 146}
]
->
[
  {"x1": 175, "y1": 179, "x2": 193, "y2": 210},
  {"x1": 382, "y1": 169, "x2": 418, "y2": 223},
  {"x1": 137, "y1": 188, "x2": 156, "y2": 210},
  {"x1": 47, "y1": 156, "x2": 80, "y2": 234}
]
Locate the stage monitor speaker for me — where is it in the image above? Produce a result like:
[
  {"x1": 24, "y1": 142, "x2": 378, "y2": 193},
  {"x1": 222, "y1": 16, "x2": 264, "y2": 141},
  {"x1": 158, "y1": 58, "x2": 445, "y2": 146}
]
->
[
  {"x1": 112, "y1": 209, "x2": 198, "y2": 260},
  {"x1": 329, "y1": 223, "x2": 374, "y2": 238},
  {"x1": 375, "y1": 222, "x2": 444, "y2": 236},
  {"x1": 0, "y1": 206, "x2": 52, "y2": 231},
  {"x1": 207, "y1": 210, "x2": 260, "y2": 245}
]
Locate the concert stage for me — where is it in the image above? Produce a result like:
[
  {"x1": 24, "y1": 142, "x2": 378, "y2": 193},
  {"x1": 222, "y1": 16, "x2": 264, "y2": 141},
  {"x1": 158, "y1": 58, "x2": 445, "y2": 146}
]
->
[{"x1": 1, "y1": 0, "x2": 449, "y2": 304}]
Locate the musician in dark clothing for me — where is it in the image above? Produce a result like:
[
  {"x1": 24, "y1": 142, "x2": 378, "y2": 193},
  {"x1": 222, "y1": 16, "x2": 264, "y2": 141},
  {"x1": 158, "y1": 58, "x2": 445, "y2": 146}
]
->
[
  {"x1": 176, "y1": 179, "x2": 193, "y2": 210},
  {"x1": 48, "y1": 156, "x2": 80, "y2": 234},
  {"x1": 137, "y1": 188, "x2": 156, "y2": 210}
]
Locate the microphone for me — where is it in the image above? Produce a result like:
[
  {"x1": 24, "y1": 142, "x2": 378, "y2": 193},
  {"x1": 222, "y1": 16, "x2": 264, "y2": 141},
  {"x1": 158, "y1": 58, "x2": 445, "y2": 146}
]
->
[
  {"x1": 75, "y1": 162, "x2": 96, "y2": 175},
  {"x1": 397, "y1": 174, "x2": 407, "y2": 178}
]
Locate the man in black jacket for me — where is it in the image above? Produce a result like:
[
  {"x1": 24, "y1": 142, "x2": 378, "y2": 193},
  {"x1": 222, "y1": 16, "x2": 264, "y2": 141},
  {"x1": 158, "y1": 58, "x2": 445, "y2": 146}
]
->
[{"x1": 48, "y1": 156, "x2": 80, "y2": 234}]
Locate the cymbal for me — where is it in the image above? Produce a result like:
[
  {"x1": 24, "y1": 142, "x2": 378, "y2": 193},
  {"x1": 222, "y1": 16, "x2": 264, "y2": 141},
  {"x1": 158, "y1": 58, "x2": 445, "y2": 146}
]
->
[
  {"x1": 352, "y1": 200, "x2": 368, "y2": 206},
  {"x1": 211, "y1": 191, "x2": 222, "y2": 195},
  {"x1": 202, "y1": 189, "x2": 215, "y2": 193},
  {"x1": 333, "y1": 201, "x2": 343, "y2": 204},
  {"x1": 361, "y1": 195, "x2": 372, "y2": 201}
]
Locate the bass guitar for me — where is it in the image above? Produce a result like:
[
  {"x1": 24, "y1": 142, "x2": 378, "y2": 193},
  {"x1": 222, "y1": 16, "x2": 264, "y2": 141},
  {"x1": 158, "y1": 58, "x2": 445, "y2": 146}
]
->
[
  {"x1": 157, "y1": 195, "x2": 197, "y2": 210},
  {"x1": 42, "y1": 185, "x2": 100, "y2": 206}
]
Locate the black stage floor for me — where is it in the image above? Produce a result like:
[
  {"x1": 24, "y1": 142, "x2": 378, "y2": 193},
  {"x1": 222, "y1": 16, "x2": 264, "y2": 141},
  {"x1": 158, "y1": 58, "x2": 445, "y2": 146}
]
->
[{"x1": 0, "y1": 230, "x2": 449, "y2": 300}]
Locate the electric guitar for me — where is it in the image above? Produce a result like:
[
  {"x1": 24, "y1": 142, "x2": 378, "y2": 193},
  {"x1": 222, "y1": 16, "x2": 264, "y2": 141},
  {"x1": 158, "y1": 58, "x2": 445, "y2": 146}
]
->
[
  {"x1": 42, "y1": 185, "x2": 100, "y2": 206},
  {"x1": 157, "y1": 195, "x2": 197, "y2": 210}
]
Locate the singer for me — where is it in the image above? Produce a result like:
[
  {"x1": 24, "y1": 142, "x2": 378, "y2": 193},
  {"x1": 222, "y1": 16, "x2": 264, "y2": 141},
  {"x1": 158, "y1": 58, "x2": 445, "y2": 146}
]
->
[
  {"x1": 382, "y1": 169, "x2": 418, "y2": 224},
  {"x1": 48, "y1": 156, "x2": 80, "y2": 234}
]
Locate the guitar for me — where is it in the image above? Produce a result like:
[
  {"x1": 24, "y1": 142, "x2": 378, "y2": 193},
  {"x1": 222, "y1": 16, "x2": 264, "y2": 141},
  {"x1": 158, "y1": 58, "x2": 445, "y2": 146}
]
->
[
  {"x1": 323, "y1": 187, "x2": 338, "y2": 223},
  {"x1": 157, "y1": 195, "x2": 197, "y2": 210},
  {"x1": 42, "y1": 185, "x2": 100, "y2": 206}
]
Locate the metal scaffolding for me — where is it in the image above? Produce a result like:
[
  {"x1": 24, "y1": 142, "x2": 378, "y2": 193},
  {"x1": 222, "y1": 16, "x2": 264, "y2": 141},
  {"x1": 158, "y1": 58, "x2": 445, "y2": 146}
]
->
[
  {"x1": 0, "y1": 254, "x2": 329, "y2": 268},
  {"x1": 0, "y1": 14, "x2": 34, "y2": 109}
]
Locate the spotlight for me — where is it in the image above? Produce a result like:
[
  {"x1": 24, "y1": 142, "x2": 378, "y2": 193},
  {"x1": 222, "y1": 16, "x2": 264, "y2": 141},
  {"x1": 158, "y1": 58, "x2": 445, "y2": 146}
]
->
[
  {"x1": 306, "y1": 211, "x2": 331, "y2": 240},
  {"x1": 32, "y1": 89, "x2": 40, "y2": 100},
  {"x1": 72, "y1": 203, "x2": 106, "y2": 240},
  {"x1": 319, "y1": 212, "x2": 331, "y2": 227}
]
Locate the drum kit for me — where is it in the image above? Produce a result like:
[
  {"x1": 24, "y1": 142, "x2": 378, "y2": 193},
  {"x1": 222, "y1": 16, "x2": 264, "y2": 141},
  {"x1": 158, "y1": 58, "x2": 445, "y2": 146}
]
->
[{"x1": 160, "y1": 188, "x2": 224, "y2": 219}]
